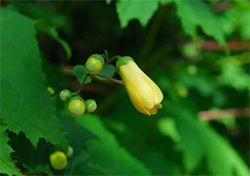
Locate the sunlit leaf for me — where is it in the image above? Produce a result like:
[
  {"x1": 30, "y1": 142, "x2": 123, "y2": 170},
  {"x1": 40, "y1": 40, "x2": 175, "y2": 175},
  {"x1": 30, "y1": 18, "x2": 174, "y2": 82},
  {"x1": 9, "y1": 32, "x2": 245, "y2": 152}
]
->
[
  {"x1": 116, "y1": 0, "x2": 159, "y2": 28},
  {"x1": 175, "y1": 0, "x2": 226, "y2": 45}
]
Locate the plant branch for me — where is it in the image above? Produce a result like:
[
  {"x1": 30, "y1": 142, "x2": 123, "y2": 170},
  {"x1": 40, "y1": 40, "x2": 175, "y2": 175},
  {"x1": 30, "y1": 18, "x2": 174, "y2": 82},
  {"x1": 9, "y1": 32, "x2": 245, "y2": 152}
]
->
[
  {"x1": 97, "y1": 74, "x2": 124, "y2": 85},
  {"x1": 198, "y1": 108, "x2": 250, "y2": 121},
  {"x1": 182, "y1": 40, "x2": 250, "y2": 51},
  {"x1": 77, "y1": 74, "x2": 90, "y2": 95},
  {"x1": 107, "y1": 55, "x2": 121, "y2": 64},
  {"x1": 51, "y1": 81, "x2": 78, "y2": 97}
]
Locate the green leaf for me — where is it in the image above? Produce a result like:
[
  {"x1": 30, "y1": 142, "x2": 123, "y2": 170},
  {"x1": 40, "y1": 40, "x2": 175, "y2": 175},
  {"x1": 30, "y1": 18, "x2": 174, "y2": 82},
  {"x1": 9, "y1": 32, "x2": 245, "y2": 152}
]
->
[
  {"x1": 102, "y1": 94, "x2": 179, "y2": 175},
  {"x1": 0, "y1": 124, "x2": 22, "y2": 176},
  {"x1": 164, "y1": 100, "x2": 250, "y2": 175},
  {"x1": 94, "y1": 65, "x2": 116, "y2": 81},
  {"x1": 116, "y1": 0, "x2": 159, "y2": 28},
  {"x1": 59, "y1": 114, "x2": 97, "y2": 155},
  {"x1": 75, "y1": 114, "x2": 151, "y2": 175},
  {"x1": 35, "y1": 20, "x2": 72, "y2": 60},
  {"x1": 157, "y1": 117, "x2": 181, "y2": 142},
  {"x1": 67, "y1": 65, "x2": 91, "y2": 84},
  {"x1": 8, "y1": 132, "x2": 53, "y2": 175},
  {"x1": 12, "y1": 1, "x2": 72, "y2": 32},
  {"x1": 217, "y1": 55, "x2": 250, "y2": 91},
  {"x1": 57, "y1": 114, "x2": 97, "y2": 175},
  {"x1": 175, "y1": 0, "x2": 226, "y2": 45},
  {"x1": 0, "y1": 9, "x2": 67, "y2": 148}
]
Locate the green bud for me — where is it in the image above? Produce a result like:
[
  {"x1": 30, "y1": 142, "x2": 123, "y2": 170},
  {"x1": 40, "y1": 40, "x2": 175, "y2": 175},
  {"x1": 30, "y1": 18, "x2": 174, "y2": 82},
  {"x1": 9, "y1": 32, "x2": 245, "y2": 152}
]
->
[
  {"x1": 67, "y1": 146, "x2": 74, "y2": 158},
  {"x1": 86, "y1": 54, "x2": 105, "y2": 74},
  {"x1": 59, "y1": 89, "x2": 72, "y2": 101},
  {"x1": 47, "y1": 86, "x2": 55, "y2": 95},
  {"x1": 68, "y1": 96, "x2": 85, "y2": 117},
  {"x1": 85, "y1": 99, "x2": 97, "y2": 113},
  {"x1": 116, "y1": 56, "x2": 134, "y2": 69},
  {"x1": 50, "y1": 151, "x2": 67, "y2": 170}
]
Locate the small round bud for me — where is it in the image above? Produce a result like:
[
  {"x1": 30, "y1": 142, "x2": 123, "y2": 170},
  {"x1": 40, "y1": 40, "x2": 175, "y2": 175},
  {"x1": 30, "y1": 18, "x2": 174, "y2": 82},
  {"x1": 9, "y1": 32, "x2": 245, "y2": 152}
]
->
[
  {"x1": 85, "y1": 54, "x2": 104, "y2": 74},
  {"x1": 67, "y1": 146, "x2": 74, "y2": 158},
  {"x1": 68, "y1": 97, "x2": 86, "y2": 117},
  {"x1": 85, "y1": 99, "x2": 97, "y2": 113},
  {"x1": 47, "y1": 86, "x2": 55, "y2": 95},
  {"x1": 60, "y1": 89, "x2": 72, "y2": 101},
  {"x1": 50, "y1": 151, "x2": 67, "y2": 170}
]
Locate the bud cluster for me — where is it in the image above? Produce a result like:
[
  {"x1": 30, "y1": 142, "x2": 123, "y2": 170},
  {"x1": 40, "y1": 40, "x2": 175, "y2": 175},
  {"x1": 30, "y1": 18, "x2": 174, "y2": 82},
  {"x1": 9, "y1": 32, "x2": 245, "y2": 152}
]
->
[{"x1": 59, "y1": 89, "x2": 97, "y2": 118}]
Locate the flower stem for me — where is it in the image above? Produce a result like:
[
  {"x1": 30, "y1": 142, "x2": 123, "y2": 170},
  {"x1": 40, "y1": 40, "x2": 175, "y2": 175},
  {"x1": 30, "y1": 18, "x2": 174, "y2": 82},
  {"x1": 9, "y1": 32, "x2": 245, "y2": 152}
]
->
[
  {"x1": 77, "y1": 74, "x2": 90, "y2": 95},
  {"x1": 97, "y1": 74, "x2": 124, "y2": 85},
  {"x1": 51, "y1": 81, "x2": 78, "y2": 97},
  {"x1": 107, "y1": 55, "x2": 121, "y2": 64}
]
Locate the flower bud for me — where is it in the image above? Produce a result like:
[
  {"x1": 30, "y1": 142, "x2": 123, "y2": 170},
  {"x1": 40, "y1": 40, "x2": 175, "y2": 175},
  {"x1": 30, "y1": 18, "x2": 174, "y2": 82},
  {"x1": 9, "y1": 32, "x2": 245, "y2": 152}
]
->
[
  {"x1": 50, "y1": 151, "x2": 67, "y2": 170},
  {"x1": 59, "y1": 89, "x2": 72, "y2": 101},
  {"x1": 47, "y1": 86, "x2": 55, "y2": 95},
  {"x1": 67, "y1": 146, "x2": 74, "y2": 158},
  {"x1": 116, "y1": 57, "x2": 163, "y2": 115},
  {"x1": 68, "y1": 96, "x2": 86, "y2": 117},
  {"x1": 85, "y1": 99, "x2": 97, "y2": 113},
  {"x1": 85, "y1": 54, "x2": 105, "y2": 74}
]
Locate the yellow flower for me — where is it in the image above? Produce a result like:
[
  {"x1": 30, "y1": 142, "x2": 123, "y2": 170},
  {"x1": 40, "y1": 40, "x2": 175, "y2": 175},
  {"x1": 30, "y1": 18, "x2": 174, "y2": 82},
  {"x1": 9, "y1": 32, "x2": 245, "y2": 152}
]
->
[{"x1": 117, "y1": 57, "x2": 163, "y2": 116}]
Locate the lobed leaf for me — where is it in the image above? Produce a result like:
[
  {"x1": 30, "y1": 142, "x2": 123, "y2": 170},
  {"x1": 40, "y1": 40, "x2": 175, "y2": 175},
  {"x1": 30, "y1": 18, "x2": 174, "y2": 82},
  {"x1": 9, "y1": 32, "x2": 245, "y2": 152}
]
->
[
  {"x1": 8, "y1": 132, "x2": 53, "y2": 175},
  {"x1": 175, "y1": 0, "x2": 226, "y2": 45},
  {"x1": 0, "y1": 9, "x2": 67, "y2": 148},
  {"x1": 0, "y1": 124, "x2": 23, "y2": 176},
  {"x1": 116, "y1": 0, "x2": 159, "y2": 28}
]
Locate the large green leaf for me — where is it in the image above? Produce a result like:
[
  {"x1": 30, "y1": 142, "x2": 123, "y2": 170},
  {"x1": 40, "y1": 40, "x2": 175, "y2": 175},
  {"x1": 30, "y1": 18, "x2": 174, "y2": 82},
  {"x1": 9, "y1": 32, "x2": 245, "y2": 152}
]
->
[
  {"x1": 75, "y1": 114, "x2": 151, "y2": 175},
  {"x1": 8, "y1": 132, "x2": 53, "y2": 175},
  {"x1": 103, "y1": 93, "x2": 180, "y2": 175},
  {"x1": 56, "y1": 114, "x2": 97, "y2": 175},
  {"x1": 175, "y1": 0, "x2": 226, "y2": 45},
  {"x1": 0, "y1": 124, "x2": 22, "y2": 176},
  {"x1": 0, "y1": 9, "x2": 67, "y2": 148},
  {"x1": 59, "y1": 114, "x2": 97, "y2": 155},
  {"x1": 164, "y1": 100, "x2": 249, "y2": 175},
  {"x1": 35, "y1": 20, "x2": 72, "y2": 60},
  {"x1": 116, "y1": 0, "x2": 159, "y2": 28}
]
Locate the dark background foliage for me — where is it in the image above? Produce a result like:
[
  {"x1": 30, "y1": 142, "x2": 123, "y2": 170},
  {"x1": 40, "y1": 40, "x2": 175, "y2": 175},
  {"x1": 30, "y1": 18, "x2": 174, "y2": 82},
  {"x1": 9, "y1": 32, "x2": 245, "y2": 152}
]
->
[{"x1": 0, "y1": 0, "x2": 249, "y2": 175}]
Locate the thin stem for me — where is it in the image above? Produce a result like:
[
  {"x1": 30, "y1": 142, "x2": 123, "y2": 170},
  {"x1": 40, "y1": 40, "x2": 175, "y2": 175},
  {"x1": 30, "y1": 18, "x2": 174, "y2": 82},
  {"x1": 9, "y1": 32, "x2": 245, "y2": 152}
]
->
[
  {"x1": 77, "y1": 74, "x2": 90, "y2": 95},
  {"x1": 107, "y1": 55, "x2": 121, "y2": 64},
  {"x1": 51, "y1": 81, "x2": 78, "y2": 97},
  {"x1": 97, "y1": 74, "x2": 124, "y2": 85}
]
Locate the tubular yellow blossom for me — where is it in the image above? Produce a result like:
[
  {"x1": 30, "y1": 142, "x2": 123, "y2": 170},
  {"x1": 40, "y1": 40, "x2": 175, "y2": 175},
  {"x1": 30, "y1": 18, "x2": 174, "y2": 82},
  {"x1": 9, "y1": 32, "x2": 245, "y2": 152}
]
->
[{"x1": 117, "y1": 57, "x2": 163, "y2": 116}]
